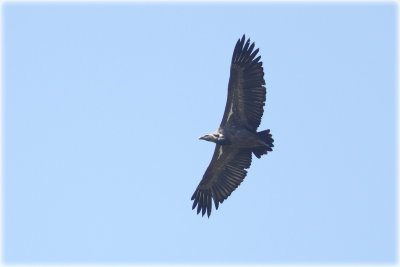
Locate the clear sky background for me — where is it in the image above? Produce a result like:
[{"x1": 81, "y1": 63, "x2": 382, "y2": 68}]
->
[{"x1": 2, "y1": 2, "x2": 397, "y2": 264}]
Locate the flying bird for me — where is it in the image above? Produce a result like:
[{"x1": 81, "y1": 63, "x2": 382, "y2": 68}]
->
[{"x1": 191, "y1": 35, "x2": 274, "y2": 217}]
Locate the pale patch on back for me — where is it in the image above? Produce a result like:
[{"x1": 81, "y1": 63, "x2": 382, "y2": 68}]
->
[{"x1": 217, "y1": 146, "x2": 223, "y2": 160}]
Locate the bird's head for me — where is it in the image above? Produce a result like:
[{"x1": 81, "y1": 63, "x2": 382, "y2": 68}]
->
[{"x1": 199, "y1": 134, "x2": 219, "y2": 143}]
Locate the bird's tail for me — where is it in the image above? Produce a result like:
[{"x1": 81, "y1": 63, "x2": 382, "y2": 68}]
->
[{"x1": 253, "y1": 129, "x2": 274, "y2": 159}]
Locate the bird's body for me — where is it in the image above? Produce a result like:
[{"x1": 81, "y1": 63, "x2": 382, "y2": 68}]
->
[
  {"x1": 192, "y1": 35, "x2": 274, "y2": 217},
  {"x1": 202, "y1": 126, "x2": 266, "y2": 147},
  {"x1": 220, "y1": 126, "x2": 267, "y2": 147}
]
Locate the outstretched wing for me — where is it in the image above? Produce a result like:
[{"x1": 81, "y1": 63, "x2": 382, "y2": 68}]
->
[
  {"x1": 191, "y1": 144, "x2": 253, "y2": 217},
  {"x1": 220, "y1": 35, "x2": 266, "y2": 132}
]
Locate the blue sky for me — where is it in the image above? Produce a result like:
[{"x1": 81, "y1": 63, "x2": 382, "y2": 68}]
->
[{"x1": 2, "y1": 2, "x2": 397, "y2": 264}]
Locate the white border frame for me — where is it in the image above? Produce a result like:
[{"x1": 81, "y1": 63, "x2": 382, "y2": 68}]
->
[{"x1": 0, "y1": 1, "x2": 398, "y2": 266}]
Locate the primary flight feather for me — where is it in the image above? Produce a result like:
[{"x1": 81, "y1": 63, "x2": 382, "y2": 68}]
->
[{"x1": 192, "y1": 35, "x2": 274, "y2": 217}]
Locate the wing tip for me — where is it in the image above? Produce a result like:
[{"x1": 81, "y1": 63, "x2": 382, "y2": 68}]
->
[
  {"x1": 191, "y1": 188, "x2": 214, "y2": 218},
  {"x1": 232, "y1": 34, "x2": 261, "y2": 65}
]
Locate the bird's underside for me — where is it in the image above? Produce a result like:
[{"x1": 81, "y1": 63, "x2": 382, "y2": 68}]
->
[{"x1": 191, "y1": 35, "x2": 274, "y2": 217}]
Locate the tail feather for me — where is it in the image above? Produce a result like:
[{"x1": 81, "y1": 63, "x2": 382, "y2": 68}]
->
[{"x1": 253, "y1": 129, "x2": 274, "y2": 159}]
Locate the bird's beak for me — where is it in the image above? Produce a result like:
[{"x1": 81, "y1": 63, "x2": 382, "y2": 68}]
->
[{"x1": 199, "y1": 135, "x2": 206, "y2": 140}]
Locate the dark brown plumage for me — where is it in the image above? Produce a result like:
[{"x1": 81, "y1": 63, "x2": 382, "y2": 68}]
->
[{"x1": 192, "y1": 35, "x2": 274, "y2": 217}]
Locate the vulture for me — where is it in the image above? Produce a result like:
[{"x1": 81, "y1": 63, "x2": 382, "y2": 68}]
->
[{"x1": 191, "y1": 35, "x2": 274, "y2": 217}]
